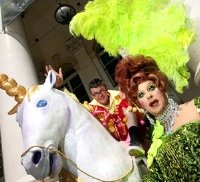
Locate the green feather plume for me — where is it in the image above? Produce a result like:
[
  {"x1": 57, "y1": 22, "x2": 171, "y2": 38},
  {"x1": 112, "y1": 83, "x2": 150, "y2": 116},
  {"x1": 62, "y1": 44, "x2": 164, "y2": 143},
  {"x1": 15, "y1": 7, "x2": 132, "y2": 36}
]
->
[{"x1": 69, "y1": 0, "x2": 196, "y2": 92}]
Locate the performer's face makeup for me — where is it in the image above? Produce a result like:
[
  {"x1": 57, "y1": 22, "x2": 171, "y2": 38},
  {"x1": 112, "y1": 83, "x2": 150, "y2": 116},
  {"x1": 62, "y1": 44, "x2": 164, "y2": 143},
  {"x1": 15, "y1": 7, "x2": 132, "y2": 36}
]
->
[
  {"x1": 137, "y1": 80, "x2": 167, "y2": 116},
  {"x1": 90, "y1": 85, "x2": 109, "y2": 105}
]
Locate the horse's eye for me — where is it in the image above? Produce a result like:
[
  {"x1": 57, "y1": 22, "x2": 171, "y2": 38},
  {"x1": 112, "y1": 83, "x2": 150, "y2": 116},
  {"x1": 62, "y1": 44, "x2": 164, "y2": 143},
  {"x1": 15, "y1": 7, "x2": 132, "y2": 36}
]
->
[{"x1": 37, "y1": 99, "x2": 47, "y2": 108}]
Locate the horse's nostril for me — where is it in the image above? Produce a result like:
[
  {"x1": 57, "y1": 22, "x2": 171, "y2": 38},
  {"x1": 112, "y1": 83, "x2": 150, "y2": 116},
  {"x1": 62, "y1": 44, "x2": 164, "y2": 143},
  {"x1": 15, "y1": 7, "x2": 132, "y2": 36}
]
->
[{"x1": 32, "y1": 150, "x2": 42, "y2": 164}]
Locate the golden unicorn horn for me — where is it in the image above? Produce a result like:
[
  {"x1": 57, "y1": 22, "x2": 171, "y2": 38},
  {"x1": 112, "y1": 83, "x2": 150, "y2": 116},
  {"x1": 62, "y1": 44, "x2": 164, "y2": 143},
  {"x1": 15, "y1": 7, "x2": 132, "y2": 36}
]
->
[{"x1": 0, "y1": 73, "x2": 27, "y2": 115}]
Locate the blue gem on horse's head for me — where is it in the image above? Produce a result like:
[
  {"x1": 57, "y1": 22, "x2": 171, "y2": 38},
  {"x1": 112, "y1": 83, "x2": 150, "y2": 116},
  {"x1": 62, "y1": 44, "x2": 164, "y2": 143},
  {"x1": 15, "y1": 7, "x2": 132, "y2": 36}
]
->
[{"x1": 37, "y1": 99, "x2": 48, "y2": 108}]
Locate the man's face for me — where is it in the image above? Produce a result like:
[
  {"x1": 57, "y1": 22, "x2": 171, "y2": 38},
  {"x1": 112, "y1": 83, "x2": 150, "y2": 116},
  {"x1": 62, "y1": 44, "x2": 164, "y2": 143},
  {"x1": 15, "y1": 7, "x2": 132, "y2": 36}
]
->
[{"x1": 90, "y1": 85, "x2": 109, "y2": 105}]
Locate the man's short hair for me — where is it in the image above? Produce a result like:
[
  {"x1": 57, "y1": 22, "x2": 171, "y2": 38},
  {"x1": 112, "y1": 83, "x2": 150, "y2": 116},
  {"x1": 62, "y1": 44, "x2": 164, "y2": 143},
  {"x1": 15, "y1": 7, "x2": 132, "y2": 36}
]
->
[{"x1": 89, "y1": 78, "x2": 106, "y2": 89}]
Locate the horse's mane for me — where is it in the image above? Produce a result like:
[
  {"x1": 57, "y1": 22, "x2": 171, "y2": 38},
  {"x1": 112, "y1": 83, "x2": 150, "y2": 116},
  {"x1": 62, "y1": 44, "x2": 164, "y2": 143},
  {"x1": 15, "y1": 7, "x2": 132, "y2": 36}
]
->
[{"x1": 26, "y1": 85, "x2": 41, "y2": 101}]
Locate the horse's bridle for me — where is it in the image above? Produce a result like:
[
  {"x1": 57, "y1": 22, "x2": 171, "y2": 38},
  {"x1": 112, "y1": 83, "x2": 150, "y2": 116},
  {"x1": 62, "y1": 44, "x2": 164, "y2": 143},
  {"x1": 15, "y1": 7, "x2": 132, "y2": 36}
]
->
[{"x1": 22, "y1": 145, "x2": 134, "y2": 182}]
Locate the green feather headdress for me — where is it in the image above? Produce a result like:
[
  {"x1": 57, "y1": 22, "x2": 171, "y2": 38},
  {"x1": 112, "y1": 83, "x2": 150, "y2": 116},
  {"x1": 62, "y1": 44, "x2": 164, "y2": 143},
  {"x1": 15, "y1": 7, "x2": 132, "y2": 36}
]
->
[{"x1": 70, "y1": 0, "x2": 196, "y2": 92}]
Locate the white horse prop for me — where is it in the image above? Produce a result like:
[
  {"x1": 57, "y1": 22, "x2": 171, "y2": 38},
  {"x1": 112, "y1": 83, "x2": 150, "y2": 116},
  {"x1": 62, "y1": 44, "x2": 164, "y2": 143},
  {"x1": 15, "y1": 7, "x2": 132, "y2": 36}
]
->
[{"x1": 12, "y1": 71, "x2": 141, "y2": 181}]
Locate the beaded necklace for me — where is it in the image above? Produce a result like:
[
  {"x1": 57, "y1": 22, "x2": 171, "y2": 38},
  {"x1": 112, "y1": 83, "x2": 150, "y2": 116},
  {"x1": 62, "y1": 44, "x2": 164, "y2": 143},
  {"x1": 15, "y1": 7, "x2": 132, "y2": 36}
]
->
[
  {"x1": 146, "y1": 98, "x2": 180, "y2": 133},
  {"x1": 155, "y1": 98, "x2": 180, "y2": 133}
]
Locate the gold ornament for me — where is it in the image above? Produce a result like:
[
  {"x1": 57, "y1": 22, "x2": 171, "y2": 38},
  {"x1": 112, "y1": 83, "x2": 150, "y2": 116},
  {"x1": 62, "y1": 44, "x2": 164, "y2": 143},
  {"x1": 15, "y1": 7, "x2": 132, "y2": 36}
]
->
[{"x1": 0, "y1": 73, "x2": 27, "y2": 115}]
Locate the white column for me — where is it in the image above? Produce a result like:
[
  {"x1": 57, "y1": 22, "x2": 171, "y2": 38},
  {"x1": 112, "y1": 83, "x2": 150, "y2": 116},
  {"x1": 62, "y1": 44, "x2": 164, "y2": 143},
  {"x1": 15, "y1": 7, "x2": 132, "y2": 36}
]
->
[
  {"x1": 73, "y1": 47, "x2": 102, "y2": 94},
  {"x1": 0, "y1": 15, "x2": 38, "y2": 182},
  {"x1": 64, "y1": 38, "x2": 103, "y2": 96}
]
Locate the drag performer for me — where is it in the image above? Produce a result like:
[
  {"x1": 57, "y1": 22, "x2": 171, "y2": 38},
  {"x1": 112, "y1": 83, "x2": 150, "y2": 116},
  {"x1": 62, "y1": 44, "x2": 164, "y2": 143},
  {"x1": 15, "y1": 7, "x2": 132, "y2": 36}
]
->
[{"x1": 115, "y1": 55, "x2": 200, "y2": 181}]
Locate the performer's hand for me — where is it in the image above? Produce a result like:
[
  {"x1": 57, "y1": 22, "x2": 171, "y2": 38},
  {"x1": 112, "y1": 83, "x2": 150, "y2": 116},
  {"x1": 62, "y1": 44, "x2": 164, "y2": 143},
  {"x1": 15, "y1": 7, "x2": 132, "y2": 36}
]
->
[
  {"x1": 122, "y1": 107, "x2": 138, "y2": 127},
  {"x1": 45, "y1": 65, "x2": 63, "y2": 88}
]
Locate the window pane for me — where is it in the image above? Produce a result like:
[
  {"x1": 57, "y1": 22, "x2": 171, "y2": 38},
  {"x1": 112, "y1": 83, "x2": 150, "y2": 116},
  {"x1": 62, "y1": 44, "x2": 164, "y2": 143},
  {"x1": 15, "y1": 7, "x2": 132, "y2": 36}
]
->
[
  {"x1": 73, "y1": 85, "x2": 90, "y2": 102},
  {"x1": 100, "y1": 52, "x2": 115, "y2": 66},
  {"x1": 69, "y1": 74, "x2": 90, "y2": 103},
  {"x1": 98, "y1": 50, "x2": 121, "y2": 86},
  {"x1": 70, "y1": 75, "x2": 81, "y2": 89},
  {"x1": 106, "y1": 60, "x2": 118, "y2": 75}
]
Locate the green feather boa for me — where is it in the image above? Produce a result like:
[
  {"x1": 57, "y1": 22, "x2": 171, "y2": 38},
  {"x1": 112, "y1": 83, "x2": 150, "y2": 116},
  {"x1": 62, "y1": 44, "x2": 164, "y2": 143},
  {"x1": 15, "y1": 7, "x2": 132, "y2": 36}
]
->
[{"x1": 70, "y1": 0, "x2": 196, "y2": 92}]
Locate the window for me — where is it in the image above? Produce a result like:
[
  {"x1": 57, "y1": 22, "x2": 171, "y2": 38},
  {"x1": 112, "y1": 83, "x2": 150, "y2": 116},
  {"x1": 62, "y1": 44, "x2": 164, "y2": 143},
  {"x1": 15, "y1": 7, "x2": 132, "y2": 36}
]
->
[
  {"x1": 98, "y1": 50, "x2": 121, "y2": 86},
  {"x1": 63, "y1": 71, "x2": 90, "y2": 103}
]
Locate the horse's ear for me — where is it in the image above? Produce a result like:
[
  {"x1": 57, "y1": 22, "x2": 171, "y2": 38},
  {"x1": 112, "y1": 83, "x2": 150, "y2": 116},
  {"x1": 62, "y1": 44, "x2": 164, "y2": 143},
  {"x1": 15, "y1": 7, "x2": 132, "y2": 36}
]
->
[{"x1": 44, "y1": 70, "x2": 56, "y2": 89}]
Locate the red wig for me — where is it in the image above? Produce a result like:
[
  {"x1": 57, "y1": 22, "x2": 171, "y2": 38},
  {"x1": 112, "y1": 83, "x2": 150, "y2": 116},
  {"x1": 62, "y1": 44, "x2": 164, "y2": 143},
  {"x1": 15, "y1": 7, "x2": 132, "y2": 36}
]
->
[{"x1": 115, "y1": 55, "x2": 168, "y2": 106}]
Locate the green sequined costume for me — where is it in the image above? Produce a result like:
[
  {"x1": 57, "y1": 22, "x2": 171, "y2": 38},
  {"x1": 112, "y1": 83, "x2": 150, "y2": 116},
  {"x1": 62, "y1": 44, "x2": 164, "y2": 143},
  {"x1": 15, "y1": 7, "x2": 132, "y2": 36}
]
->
[{"x1": 144, "y1": 97, "x2": 200, "y2": 182}]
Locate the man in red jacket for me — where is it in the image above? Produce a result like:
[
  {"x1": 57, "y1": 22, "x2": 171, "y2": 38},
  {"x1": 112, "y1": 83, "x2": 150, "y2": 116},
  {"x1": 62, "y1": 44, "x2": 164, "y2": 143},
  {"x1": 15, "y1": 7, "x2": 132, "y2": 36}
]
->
[{"x1": 83, "y1": 78, "x2": 145, "y2": 157}]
